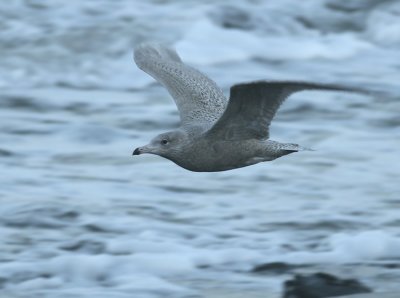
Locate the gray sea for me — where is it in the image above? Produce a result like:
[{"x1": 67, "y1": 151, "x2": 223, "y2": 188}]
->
[{"x1": 0, "y1": 0, "x2": 400, "y2": 297}]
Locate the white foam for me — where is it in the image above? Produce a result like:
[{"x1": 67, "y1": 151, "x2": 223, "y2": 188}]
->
[
  {"x1": 0, "y1": 0, "x2": 388, "y2": 90},
  {"x1": 273, "y1": 231, "x2": 400, "y2": 265},
  {"x1": 177, "y1": 18, "x2": 372, "y2": 66},
  {"x1": 366, "y1": 2, "x2": 400, "y2": 45}
]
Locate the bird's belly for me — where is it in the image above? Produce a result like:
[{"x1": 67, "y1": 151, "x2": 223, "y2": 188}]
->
[{"x1": 178, "y1": 140, "x2": 262, "y2": 172}]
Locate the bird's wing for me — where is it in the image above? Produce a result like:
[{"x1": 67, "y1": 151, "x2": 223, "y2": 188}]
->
[
  {"x1": 134, "y1": 43, "x2": 227, "y2": 125},
  {"x1": 205, "y1": 81, "x2": 364, "y2": 140}
]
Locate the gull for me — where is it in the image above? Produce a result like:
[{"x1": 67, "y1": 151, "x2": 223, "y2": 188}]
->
[{"x1": 132, "y1": 43, "x2": 361, "y2": 172}]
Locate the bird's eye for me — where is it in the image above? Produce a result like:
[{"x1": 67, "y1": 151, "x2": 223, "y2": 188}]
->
[{"x1": 161, "y1": 139, "x2": 169, "y2": 145}]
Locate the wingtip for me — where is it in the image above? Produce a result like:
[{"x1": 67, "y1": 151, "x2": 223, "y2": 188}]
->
[
  {"x1": 230, "y1": 80, "x2": 373, "y2": 96},
  {"x1": 133, "y1": 42, "x2": 182, "y2": 66}
]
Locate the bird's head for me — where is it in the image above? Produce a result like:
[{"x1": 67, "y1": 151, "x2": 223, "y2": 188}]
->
[{"x1": 133, "y1": 130, "x2": 187, "y2": 160}]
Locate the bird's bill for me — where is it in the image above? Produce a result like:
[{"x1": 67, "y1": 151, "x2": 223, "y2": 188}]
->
[
  {"x1": 132, "y1": 144, "x2": 154, "y2": 155},
  {"x1": 132, "y1": 147, "x2": 141, "y2": 155}
]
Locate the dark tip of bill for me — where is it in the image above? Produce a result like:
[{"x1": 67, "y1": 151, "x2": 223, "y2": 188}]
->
[{"x1": 132, "y1": 148, "x2": 140, "y2": 155}]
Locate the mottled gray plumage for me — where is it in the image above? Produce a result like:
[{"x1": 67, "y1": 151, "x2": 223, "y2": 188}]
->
[
  {"x1": 133, "y1": 43, "x2": 361, "y2": 172},
  {"x1": 134, "y1": 43, "x2": 227, "y2": 125}
]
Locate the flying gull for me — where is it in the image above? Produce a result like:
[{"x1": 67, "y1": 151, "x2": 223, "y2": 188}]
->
[{"x1": 132, "y1": 43, "x2": 361, "y2": 172}]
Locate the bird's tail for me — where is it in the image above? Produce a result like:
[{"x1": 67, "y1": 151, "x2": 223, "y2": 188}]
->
[{"x1": 280, "y1": 143, "x2": 314, "y2": 153}]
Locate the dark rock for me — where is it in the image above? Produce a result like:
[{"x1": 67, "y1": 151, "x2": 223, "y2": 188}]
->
[{"x1": 283, "y1": 272, "x2": 372, "y2": 298}]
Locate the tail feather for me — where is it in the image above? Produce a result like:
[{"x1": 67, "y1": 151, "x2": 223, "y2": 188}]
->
[{"x1": 280, "y1": 143, "x2": 314, "y2": 152}]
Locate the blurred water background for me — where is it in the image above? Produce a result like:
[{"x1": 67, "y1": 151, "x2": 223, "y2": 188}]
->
[{"x1": 0, "y1": 0, "x2": 400, "y2": 297}]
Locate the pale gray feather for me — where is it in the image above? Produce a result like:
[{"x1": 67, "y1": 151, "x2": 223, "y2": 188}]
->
[
  {"x1": 206, "y1": 81, "x2": 364, "y2": 140},
  {"x1": 134, "y1": 43, "x2": 227, "y2": 125}
]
